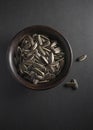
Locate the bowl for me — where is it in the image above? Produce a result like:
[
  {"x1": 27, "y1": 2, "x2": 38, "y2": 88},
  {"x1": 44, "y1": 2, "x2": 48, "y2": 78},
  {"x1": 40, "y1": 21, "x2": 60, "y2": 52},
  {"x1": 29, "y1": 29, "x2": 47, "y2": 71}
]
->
[{"x1": 7, "y1": 25, "x2": 73, "y2": 90}]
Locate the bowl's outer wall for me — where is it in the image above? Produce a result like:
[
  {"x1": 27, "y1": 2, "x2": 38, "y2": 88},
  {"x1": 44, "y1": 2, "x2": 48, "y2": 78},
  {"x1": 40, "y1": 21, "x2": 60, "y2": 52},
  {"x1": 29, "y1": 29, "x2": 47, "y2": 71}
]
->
[{"x1": 8, "y1": 25, "x2": 73, "y2": 90}]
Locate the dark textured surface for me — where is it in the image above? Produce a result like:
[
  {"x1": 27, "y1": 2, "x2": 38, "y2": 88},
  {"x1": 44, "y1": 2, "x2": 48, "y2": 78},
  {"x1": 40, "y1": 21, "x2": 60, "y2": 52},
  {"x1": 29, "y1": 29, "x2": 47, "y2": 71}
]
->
[{"x1": 0, "y1": 0, "x2": 93, "y2": 129}]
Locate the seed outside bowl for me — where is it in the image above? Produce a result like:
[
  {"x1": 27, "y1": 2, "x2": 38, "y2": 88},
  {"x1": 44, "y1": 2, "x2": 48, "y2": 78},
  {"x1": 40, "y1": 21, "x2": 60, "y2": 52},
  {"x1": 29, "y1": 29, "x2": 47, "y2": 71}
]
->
[{"x1": 7, "y1": 25, "x2": 73, "y2": 90}]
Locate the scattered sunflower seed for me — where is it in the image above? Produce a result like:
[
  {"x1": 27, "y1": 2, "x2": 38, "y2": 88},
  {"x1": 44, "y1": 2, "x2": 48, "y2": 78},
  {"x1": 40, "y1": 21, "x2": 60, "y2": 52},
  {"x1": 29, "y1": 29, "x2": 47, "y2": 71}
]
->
[
  {"x1": 70, "y1": 79, "x2": 79, "y2": 89},
  {"x1": 65, "y1": 82, "x2": 76, "y2": 87},
  {"x1": 65, "y1": 79, "x2": 78, "y2": 90},
  {"x1": 76, "y1": 54, "x2": 87, "y2": 62}
]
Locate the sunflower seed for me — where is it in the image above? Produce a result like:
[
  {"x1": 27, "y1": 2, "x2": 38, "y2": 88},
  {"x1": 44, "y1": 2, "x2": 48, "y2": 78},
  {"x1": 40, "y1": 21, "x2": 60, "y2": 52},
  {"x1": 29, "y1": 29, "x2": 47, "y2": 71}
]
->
[
  {"x1": 21, "y1": 37, "x2": 32, "y2": 49},
  {"x1": 35, "y1": 54, "x2": 40, "y2": 60},
  {"x1": 38, "y1": 35, "x2": 43, "y2": 45},
  {"x1": 22, "y1": 35, "x2": 32, "y2": 43},
  {"x1": 56, "y1": 62, "x2": 60, "y2": 68},
  {"x1": 71, "y1": 79, "x2": 79, "y2": 89},
  {"x1": 29, "y1": 55, "x2": 34, "y2": 60},
  {"x1": 22, "y1": 49, "x2": 30, "y2": 53},
  {"x1": 40, "y1": 35, "x2": 49, "y2": 41},
  {"x1": 32, "y1": 42, "x2": 38, "y2": 50},
  {"x1": 65, "y1": 82, "x2": 76, "y2": 87},
  {"x1": 53, "y1": 47, "x2": 61, "y2": 54},
  {"x1": 65, "y1": 79, "x2": 78, "y2": 89},
  {"x1": 29, "y1": 36, "x2": 35, "y2": 46},
  {"x1": 34, "y1": 68, "x2": 45, "y2": 76},
  {"x1": 38, "y1": 80, "x2": 49, "y2": 83},
  {"x1": 50, "y1": 53, "x2": 54, "y2": 63},
  {"x1": 33, "y1": 62, "x2": 46, "y2": 70},
  {"x1": 76, "y1": 55, "x2": 87, "y2": 62},
  {"x1": 38, "y1": 46, "x2": 46, "y2": 55},
  {"x1": 36, "y1": 74, "x2": 44, "y2": 80},
  {"x1": 46, "y1": 51, "x2": 50, "y2": 56},
  {"x1": 17, "y1": 46, "x2": 22, "y2": 54},
  {"x1": 41, "y1": 38, "x2": 46, "y2": 42},
  {"x1": 51, "y1": 61, "x2": 59, "y2": 66},
  {"x1": 23, "y1": 60, "x2": 32, "y2": 65},
  {"x1": 32, "y1": 33, "x2": 38, "y2": 38},
  {"x1": 43, "y1": 40, "x2": 50, "y2": 47},
  {"x1": 42, "y1": 47, "x2": 51, "y2": 52},
  {"x1": 26, "y1": 52, "x2": 33, "y2": 57},
  {"x1": 19, "y1": 64, "x2": 26, "y2": 73},
  {"x1": 33, "y1": 79, "x2": 39, "y2": 84},
  {"x1": 56, "y1": 57, "x2": 64, "y2": 62},
  {"x1": 35, "y1": 49, "x2": 41, "y2": 57},
  {"x1": 50, "y1": 65, "x2": 55, "y2": 72},
  {"x1": 34, "y1": 58, "x2": 39, "y2": 63},
  {"x1": 51, "y1": 41, "x2": 57, "y2": 47},
  {"x1": 41, "y1": 56, "x2": 49, "y2": 64}
]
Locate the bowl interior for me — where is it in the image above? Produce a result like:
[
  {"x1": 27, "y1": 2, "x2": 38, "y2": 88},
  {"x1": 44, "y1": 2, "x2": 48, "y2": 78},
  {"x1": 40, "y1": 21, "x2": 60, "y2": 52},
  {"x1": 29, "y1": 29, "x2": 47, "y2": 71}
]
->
[{"x1": 8, "y1": 25, "x2": 73, "y2": 90}]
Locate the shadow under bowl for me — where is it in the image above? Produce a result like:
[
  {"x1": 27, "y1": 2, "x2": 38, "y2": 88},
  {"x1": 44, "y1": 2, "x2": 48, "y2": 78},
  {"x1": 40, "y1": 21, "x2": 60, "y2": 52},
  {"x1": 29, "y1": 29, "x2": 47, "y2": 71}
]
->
[{"x1": 7, "y1": 25, "x2": 73, "y2": 90}]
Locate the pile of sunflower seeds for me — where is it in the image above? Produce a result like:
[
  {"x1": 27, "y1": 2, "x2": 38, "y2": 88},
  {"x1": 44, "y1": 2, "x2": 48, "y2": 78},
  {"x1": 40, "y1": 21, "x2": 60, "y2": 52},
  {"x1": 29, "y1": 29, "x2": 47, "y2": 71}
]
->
[{"x1": 14, "y1": 34, "x2": 65, "y2": 84}]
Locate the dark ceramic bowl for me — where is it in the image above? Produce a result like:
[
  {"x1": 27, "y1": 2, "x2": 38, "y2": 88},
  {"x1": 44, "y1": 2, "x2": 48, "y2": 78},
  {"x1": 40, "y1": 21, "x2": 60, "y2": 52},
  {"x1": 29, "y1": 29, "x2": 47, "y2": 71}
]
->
[{"x1": 7, "y1": 25, "x2": 73, "y2": 90}]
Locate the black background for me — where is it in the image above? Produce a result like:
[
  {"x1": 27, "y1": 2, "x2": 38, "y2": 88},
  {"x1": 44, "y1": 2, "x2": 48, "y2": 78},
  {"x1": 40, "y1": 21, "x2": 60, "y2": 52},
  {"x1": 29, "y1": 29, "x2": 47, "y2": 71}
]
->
[{"x1": 0, "y1": 0, "x2": 93, "y2": 129}]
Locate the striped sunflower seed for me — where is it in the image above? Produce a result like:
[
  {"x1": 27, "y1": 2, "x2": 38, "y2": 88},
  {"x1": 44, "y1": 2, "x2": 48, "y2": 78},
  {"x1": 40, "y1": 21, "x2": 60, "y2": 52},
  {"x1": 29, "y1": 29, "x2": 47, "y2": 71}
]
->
[{"x1": 76, "y1": 55, "x2": 87, "y2": 62}]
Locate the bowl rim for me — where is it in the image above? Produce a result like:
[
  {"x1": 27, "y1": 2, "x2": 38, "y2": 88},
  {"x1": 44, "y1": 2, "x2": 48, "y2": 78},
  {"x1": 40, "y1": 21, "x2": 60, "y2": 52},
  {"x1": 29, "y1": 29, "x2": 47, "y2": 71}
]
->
[{"x1": 7, "y1": 25, "x2": 73, "y2": 90}]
